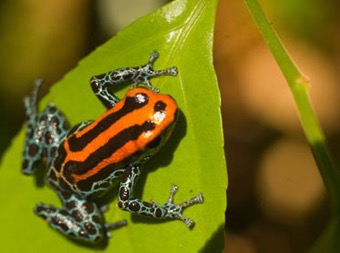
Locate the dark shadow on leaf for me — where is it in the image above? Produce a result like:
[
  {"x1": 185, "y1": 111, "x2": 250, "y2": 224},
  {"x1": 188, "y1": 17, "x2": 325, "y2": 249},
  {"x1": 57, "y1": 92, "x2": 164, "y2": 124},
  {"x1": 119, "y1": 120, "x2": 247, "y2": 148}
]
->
[
  {"x1": 131, "y1": 108, "x2": 187, "y2": 200},
  {"x1": 62, "y1": 231, "x2": 109, "y2": 250},
  {"x1": 32, "y1": 162, "x2": 47, "y2": 188},
  {"x1": 199, "y1": 223, "x2": 225, "y2": 253}
]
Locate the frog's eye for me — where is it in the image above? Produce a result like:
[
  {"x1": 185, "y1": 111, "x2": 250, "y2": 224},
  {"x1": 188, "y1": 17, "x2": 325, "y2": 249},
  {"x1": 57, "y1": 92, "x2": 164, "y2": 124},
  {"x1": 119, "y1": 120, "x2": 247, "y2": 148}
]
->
[
  {"x1": 154, "y1": 101, "x2": 167, "y2": 112},
  {"x1": 134, "y1": 93, "x2": 149, "y2": 104},
  {"x1": 146, "y1": 135, "x2": 162, "y2": 149}
]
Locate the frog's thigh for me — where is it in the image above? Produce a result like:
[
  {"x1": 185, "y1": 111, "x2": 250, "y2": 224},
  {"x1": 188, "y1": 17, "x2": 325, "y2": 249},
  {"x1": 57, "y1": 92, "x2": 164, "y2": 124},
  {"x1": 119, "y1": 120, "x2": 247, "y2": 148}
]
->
[
  {"x1": 34, "y1": 192, "x2": 106, "y2": 242},
  {"x1": 23, "y1": 102, "x2": 70, "y2": 175}
]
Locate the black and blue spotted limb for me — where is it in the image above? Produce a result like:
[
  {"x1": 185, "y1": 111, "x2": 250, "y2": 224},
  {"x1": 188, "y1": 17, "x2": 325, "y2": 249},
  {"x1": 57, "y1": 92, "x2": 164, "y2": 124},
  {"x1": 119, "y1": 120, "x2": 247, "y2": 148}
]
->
[
  {"x1": 22, "y1": 51, "x2": 203, "y2": 244},
  {"x1": 22, "y1": 79, "x2": 70, "y2": 175},
  {"x1": 90, "y1": 51, "x2": 178, "y2": 108}
]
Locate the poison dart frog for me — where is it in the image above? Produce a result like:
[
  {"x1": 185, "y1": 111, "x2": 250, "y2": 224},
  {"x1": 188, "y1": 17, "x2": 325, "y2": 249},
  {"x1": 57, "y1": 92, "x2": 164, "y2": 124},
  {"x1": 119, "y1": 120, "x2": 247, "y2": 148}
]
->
[{"x1": 22, "y1": 51, "x2": 203, "y2": 243}]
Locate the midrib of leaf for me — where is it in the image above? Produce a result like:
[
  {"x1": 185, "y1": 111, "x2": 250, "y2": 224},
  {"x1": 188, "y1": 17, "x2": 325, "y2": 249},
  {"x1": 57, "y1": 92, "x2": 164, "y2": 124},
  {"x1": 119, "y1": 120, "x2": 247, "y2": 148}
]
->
[
  {"x1": 170, "y1": 0, "x2": 207, "y2": 53},
  {"x1": 173, "y1": 0, "x2": 215, "y2": 152}
]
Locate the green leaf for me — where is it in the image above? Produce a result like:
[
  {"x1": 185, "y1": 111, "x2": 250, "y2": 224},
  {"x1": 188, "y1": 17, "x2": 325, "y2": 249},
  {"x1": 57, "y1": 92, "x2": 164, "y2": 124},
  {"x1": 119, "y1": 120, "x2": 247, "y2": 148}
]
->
[{"x1": 0, "y1": 0, "x2": 226, "y2": 252}]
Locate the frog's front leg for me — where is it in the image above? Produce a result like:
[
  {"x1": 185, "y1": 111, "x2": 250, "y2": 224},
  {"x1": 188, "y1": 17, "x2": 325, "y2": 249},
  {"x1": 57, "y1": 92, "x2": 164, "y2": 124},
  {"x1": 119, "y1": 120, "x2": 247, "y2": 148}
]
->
[
  {"x1": 118, "y1": 165, "x2": 204, "y2": 227},
  {"x1": 90, "y1": 51, "x2": 178, "y2": 108},
  {"x1": 34, "y1": 192, "x2": 126, "y2": 243}
]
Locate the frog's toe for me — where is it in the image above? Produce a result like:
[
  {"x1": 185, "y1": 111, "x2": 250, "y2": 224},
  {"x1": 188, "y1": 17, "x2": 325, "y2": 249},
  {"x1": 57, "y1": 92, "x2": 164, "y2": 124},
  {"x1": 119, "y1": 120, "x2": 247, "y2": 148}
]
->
[
  {"x1": 105, "y1": 220, "x2": 127, "y2": 231},
  {"x1": 34, "y1": 203, "x2": 57, "y2": 220}
]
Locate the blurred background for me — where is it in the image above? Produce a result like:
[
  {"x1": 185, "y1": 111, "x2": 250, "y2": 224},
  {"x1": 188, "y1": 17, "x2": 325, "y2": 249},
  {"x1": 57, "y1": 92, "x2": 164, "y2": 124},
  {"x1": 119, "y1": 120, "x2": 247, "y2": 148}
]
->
[{"x1": 1, "y1": 0, "x2": 339, "y2": 252}]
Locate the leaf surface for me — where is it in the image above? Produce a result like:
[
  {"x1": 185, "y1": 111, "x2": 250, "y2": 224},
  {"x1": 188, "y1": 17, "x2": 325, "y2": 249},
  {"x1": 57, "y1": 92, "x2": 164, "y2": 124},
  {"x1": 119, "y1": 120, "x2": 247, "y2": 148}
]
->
[{"x1": 0, "y1": 0, "x2": 226, "y2": 252}]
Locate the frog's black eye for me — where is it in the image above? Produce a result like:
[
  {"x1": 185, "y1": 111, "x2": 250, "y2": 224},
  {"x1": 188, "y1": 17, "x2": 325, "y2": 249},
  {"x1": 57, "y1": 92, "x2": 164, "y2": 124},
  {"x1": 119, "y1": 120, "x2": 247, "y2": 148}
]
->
[
  {"x1": 146, "y1": 136, "x2": 162, "y2": 149},
  {"x1": 154, "y1": 101, "x2": 166, "y2": 112}
]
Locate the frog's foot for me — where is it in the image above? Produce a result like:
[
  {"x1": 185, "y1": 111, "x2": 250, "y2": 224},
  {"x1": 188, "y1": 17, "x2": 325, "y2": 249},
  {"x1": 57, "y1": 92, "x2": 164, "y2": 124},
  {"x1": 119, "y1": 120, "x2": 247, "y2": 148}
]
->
[
  {"x1": 131, "y1": 50, "x2": 178, "y2": 92},
  {"x1": 157, "y1": 185, "x2": 204, "y2": 228},
  {"x1": 119, "y1": 182, "x2": 203, "y2": 228},
  {"x1": 34, "y1": 202, "x2": 107, "y2": 243},
  {"x1": 24, "y1": 78, "x2": 43, "y2": 116}
]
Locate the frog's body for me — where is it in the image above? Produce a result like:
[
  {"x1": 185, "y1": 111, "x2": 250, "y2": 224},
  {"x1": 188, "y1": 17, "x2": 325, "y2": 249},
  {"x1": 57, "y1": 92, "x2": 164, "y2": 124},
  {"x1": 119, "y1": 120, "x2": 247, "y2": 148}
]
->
[{"x1": 22, "y1": 51, "x2": 203, "y2": 243}]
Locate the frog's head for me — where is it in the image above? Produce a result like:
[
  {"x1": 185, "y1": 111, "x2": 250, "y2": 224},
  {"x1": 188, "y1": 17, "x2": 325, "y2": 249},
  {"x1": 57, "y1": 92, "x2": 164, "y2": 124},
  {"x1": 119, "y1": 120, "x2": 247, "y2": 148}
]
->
[{"x1": 123, "y1": 87, "x2": 178, "y2": 159}]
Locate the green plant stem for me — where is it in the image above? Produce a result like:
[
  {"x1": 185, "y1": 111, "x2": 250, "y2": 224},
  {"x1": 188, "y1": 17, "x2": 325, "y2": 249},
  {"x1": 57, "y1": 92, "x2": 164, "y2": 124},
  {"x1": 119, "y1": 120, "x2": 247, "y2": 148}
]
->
[{"x1": 243, "y1": 0, "x2": 340, "y2": 214}]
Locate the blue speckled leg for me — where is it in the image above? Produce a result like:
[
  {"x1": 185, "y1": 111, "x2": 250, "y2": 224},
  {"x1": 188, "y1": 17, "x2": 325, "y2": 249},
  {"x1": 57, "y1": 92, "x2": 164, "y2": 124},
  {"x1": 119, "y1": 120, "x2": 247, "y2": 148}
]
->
[
  {"x1": 23, "y1": 81, "x2": 126, "y2": 243},
  {"x1": 34, "y1": 191, "x2": 126, "y2": 243},
  {"x1": 118, "y1": 165, "x2": 204, "y2": 227},
  {"x1": 22, "y1": 79, "x2": 70, "y2": 174},
  {"x1": 90, "y1": 51, "x2": 178, "y2": 108}
]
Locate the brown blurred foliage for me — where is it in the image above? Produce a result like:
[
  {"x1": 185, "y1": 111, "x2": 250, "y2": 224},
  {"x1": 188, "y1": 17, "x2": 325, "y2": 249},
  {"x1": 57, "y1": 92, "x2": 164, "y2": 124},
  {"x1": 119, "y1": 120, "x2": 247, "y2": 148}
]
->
[{"x1": 215, "y1": 1, "x2": 340, "y2": 253}]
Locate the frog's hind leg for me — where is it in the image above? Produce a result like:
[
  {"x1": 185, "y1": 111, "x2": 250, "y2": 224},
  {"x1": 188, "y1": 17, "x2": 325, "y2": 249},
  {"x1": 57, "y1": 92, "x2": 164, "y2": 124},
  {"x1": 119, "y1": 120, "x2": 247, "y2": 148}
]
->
[
  {"x1": 34, "y1": 192, "x2": 126, "y2": 243},
  {"x1": 22, "y1": 79, "x2": 70, "y2": 175}
]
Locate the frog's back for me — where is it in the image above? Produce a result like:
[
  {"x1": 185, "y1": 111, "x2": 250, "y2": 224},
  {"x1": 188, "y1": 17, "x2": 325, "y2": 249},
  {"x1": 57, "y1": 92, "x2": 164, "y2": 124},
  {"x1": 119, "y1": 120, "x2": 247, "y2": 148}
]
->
[{"x1": 48, "y1": 87, "x2": 177, "y2": 196}]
